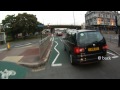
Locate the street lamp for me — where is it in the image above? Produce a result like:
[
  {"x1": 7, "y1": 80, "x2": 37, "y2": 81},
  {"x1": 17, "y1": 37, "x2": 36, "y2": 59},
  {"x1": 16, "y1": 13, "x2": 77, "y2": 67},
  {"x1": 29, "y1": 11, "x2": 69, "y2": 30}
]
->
[{"x1": 73, "y1": 11, "x2": 76, "y2": 26}]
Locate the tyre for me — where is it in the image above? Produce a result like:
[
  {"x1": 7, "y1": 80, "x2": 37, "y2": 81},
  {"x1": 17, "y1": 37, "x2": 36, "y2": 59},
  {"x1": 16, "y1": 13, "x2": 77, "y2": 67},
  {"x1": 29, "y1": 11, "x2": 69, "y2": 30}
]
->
[{"x1": 70, "y1": 54, "x2": 75, "y2": 65}]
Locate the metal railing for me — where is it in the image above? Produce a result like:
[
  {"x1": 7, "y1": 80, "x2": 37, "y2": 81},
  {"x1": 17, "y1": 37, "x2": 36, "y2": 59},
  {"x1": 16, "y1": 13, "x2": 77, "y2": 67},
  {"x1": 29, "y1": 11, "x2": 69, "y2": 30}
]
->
[{"x1": 103, "y1": 33, "x2": 118, "y2": 44}]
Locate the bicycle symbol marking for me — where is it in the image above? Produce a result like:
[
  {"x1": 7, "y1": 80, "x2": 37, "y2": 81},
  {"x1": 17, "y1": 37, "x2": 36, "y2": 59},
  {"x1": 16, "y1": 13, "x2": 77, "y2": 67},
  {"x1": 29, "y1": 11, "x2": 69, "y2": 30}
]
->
[{"x1": 0, "y1": 69, "x2": 16, "y2": 79}]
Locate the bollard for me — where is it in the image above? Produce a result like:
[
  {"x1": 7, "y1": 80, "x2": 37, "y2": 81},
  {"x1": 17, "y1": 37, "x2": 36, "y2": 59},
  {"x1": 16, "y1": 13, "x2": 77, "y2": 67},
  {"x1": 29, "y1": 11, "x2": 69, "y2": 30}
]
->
[{"x1": 7, "y1": 42, "x2": 11, "y2": 50}]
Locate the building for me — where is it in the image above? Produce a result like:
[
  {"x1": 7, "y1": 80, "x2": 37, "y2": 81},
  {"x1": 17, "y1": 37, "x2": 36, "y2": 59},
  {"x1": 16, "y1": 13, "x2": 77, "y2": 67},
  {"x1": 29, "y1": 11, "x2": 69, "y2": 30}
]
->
[
  {"x1": 81, "y1": 23, "x2": 85, "y2": 29},
  {"x1": 85, "y1": 11, "x2": 120, "y2": 31}
]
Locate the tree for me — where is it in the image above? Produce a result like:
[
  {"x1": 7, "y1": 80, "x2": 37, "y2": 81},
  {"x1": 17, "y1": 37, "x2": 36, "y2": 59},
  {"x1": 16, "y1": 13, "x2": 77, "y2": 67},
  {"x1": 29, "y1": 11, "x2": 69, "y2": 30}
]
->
[
  {"x1": 14, "y1": 13, "x2": 38, "y2": 39},
  {"x1": 2, "y1": 13, "x2": 41, "y2": 40},
  {"x1": 2, "y1": 15, "x2": 16, "y2": 40}
]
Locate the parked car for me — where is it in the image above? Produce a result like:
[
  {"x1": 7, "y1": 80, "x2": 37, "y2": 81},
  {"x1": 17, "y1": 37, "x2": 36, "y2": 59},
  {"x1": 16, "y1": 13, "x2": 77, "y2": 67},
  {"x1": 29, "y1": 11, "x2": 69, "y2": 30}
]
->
[{"x1": 63, "y1": 29, "x2": 108, "y2": 65}]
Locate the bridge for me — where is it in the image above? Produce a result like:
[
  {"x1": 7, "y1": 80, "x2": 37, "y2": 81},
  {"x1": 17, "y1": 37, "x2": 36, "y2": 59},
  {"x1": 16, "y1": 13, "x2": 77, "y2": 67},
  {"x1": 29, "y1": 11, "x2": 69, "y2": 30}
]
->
[{"x1": 44, "y1": 25, "x2": 81, "y2": 29}]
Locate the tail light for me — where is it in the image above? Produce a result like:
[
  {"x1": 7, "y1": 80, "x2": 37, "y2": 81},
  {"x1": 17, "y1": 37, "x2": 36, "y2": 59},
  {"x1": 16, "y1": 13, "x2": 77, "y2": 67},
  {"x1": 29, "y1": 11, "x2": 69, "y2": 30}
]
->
[
  {"x1": 74, "y1": 47, "x2": 85, "y2": 54},
  {"x1": 102, "y1": 45, "x2": 108, "y2": 50}
]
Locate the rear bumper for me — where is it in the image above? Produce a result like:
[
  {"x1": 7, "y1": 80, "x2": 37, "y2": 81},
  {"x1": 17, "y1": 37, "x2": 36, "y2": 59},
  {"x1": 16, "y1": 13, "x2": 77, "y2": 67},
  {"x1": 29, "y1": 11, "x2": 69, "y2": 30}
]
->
[{"x1": 72, "y1": 52, "x2": 107, "y2": 64}]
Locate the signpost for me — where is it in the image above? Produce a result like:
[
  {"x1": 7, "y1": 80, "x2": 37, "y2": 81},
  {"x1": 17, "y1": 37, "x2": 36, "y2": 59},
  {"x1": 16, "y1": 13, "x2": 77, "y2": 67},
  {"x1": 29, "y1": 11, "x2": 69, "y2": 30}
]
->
[
  {"x1": 37, "y1": 24, "x2": 44, "y2": 28},
  {"x1": 0, "y1": 32, "x2": 6, "y2": 44},
  {"x1": 117, "y1": 13, "x2": 120, "y2": 47},
  {"x1": 37, "y1": 24, "x2": 44, "y2": 40}
]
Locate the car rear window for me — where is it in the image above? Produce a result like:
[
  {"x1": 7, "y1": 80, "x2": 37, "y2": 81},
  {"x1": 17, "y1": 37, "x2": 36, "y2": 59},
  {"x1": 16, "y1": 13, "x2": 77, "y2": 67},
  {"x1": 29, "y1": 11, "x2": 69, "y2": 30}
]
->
[{"x1": 78, "y1": 31, "x2": 104, "y2": 45}]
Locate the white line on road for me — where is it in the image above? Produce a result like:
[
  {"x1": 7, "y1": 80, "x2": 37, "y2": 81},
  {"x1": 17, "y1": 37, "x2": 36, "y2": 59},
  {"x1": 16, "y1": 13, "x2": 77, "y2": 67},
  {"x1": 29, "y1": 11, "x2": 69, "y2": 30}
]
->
[
  {"x1": 60, "y1": 38, "x2": 62, "y2": 42},
  {"x1": 0, "y1": 48, "x2": 7, "y2": 52},
  {"x1": 107, "y1": 51, "x2": 119, "y2": 59},
  {"x1": 14, "y1": 43, "x2": 32, "y2": 48},
  {"x1": 51, "y1": 41, "x2": 62, "y2": 67},
  {"x1": 107, "y1": 52, "x2": 115, "y2": 56},
  {"x1": 112, "y1": 56, "x2": 119, "y2": 58},
  {"x1": 52, "y1": 36, "x2": 54, "y2": 42}
]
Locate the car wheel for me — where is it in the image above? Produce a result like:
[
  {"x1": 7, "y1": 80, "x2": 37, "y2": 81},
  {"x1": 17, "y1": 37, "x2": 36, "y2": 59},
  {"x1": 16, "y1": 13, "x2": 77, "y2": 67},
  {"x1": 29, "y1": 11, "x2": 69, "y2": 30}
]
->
[{"x1": 70, "y1": 54, "x2": 75, "y2": 65}]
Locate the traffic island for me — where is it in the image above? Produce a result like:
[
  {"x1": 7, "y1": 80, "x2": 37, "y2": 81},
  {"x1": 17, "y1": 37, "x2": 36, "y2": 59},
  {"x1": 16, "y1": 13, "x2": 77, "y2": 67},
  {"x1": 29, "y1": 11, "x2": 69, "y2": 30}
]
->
[{"x1": 18, "y1": 35, "x2": 53, "y2": 69}]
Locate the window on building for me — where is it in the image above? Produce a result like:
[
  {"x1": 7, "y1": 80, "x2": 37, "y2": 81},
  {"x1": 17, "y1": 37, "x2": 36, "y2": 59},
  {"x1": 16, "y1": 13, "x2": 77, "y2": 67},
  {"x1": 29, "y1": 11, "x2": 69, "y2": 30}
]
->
[{"x1": 106, "y1": 14, "x2": 107, "y2": 18}]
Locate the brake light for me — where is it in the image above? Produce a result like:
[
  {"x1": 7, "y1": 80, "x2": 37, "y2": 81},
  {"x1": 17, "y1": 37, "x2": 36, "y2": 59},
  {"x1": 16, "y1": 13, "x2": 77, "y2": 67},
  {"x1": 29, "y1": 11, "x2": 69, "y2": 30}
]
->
[
  {"x1": 74, "y1": 47, "x2": 84, "y2": 54},
  {"x1": 102, "y1": 45, "x2": 108, "y2": 50}
]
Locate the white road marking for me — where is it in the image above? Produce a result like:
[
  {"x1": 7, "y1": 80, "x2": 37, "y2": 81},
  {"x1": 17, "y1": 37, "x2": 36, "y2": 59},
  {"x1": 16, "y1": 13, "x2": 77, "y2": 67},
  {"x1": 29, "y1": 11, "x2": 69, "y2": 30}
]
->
[
  {"x1": 60, "y1": 38, "x2": 62, "y2": 42},
  {"x1": 107, "y1": 51, "x2": 119, "y2": 59},
  {"x1": 14, "y1": 43, "x2": 32, "y2": 48},
  {"x1": 0, "y1": 69, "x2": 16, "y2": 79},
  {"x1": 51, "y1": 41, "x2": 62, "y2": 67},
  {"x1": 0, "y1": 48, "x2": 7, "y2": 52},
  {"x1": 52, "y1": 37, "x2": 54, "y2": 42},
  {"x1": 18, "y1": 45, "x2": 33, "y2": 48},
  {"x1": 112, "y1": 56, "x2": 119, "y2": 58},
  {"x1": 107, "y1": 52, "x2": 115, "y2": 56}
]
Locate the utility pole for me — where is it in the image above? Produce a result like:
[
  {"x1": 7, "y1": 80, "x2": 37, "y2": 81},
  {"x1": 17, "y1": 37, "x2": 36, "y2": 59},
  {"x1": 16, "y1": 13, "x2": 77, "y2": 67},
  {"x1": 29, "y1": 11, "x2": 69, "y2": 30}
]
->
[
  {"x1": 115, "y1": 11, "x2": 120, "y2": 47},
  {"x1": 73, "y1": 11, "x2": 76, "y2": 26}
]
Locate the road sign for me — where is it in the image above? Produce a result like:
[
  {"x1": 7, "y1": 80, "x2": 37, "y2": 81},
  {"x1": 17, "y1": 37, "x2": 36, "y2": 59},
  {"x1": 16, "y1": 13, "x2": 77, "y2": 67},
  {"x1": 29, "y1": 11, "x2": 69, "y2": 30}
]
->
[
  {"x1": 0, "y1": 32, "x2": 6, "y2": 43},
  {"x1": 37, "y1": 24, "x2": 44, "y2": 28}
]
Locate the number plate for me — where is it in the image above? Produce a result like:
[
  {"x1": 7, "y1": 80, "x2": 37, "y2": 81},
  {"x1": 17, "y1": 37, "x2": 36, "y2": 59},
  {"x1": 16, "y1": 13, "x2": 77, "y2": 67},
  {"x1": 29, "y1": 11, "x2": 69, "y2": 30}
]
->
[{"x1": 88, "y1": 47, "x2": 99, "y2": 51}]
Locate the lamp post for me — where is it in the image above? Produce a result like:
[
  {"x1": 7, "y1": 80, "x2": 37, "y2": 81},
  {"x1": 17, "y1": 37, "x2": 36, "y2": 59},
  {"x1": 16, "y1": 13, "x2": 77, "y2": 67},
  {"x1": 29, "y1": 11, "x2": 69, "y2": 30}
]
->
[
  {"x1": 115, "y1": 13, "x2": 120, "y2": 47},
  {"x1": 73, "y1": 11, "x2": 76, "y2": 26}
]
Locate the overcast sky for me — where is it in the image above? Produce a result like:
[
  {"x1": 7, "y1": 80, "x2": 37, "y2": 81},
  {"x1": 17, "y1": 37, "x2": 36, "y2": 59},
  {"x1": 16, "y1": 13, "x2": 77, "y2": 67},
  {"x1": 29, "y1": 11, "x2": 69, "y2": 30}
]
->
[{"x1": 0, "y1": 11, "x2": 87, "y2": 25}]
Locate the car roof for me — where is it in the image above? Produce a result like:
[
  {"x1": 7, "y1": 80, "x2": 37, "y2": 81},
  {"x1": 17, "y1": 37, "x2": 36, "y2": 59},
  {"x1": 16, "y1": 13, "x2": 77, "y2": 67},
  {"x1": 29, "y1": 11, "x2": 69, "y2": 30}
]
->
[{"x1": 75, "y1": 29, "x2": 97, "y2": 32}]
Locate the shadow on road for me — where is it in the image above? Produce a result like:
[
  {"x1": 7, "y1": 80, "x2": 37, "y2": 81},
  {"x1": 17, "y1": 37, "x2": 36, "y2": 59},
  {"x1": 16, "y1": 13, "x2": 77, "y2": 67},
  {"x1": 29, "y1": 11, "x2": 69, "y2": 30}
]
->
[{"x1": 72, "y1": 61, "x2": 104, "y2": 70}]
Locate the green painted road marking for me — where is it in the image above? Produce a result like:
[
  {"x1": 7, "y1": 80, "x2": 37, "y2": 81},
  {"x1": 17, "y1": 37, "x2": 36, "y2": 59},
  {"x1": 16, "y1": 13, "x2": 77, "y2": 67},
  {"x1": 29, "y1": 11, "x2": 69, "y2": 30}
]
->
[
  {"x1": 48, "y1": 40, "x2": 57, "y2": 64},
  {"x1": 48, "y1": 36, "x2": 70, "y2": 66},
  {"x1": 0, "y1": 61, "x2": 29, "y2": 79},
  {"x1": 53, "y1": 37, "x2": 68, "y2": 64},
  {"x1": 51, "y1": 41, "x2": 62, "y2": 66}
]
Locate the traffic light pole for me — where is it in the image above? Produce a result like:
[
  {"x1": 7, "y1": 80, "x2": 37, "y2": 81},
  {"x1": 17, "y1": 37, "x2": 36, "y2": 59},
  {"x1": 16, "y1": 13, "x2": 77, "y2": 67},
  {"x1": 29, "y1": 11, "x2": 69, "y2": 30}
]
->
[
  {"x1": 116, "y1": 15, "x2": 120, "y2": 47},
  {"x1": 118, "y1": 21, "x2": 120, "y2": 47}
]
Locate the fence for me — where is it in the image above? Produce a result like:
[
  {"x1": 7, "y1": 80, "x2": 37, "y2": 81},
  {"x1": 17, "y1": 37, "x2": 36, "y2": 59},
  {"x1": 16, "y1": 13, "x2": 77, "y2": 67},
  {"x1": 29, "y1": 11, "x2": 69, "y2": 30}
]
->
[{"x1": 103, "y1": 33, "x2": 118, "y2": 44}]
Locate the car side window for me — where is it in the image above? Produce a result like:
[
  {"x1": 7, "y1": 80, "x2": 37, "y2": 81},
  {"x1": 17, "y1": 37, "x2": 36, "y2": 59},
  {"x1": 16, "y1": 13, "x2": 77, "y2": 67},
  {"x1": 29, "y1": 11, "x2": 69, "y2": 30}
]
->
[{"x1": 69, "y1": 33, "x2": 76, "y2": 44}]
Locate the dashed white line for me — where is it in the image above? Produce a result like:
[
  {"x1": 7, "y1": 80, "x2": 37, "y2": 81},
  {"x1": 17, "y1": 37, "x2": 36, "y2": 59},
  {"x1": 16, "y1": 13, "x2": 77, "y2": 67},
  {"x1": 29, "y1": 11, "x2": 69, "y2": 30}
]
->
[
  {"x1": 60, "y1": 38, "x2": 62, "y2": 42},
  {"x1": 51, "y1": 41, "x2": 62, "y2": 67}
]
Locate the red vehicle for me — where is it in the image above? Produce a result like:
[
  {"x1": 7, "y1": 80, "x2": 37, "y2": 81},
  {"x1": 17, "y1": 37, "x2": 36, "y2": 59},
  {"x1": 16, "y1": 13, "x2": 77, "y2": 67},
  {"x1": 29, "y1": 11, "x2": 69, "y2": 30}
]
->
[{"x1": 57, "y1": 31, "x2": 63, "y2": 36}]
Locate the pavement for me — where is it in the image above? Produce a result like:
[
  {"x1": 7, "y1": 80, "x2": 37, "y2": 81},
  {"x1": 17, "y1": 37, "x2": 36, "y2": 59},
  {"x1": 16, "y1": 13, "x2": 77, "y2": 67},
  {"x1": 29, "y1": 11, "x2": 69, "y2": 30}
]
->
[
  {"x1": 0, "y1": 35, "x2": 53, "y2": 69},
  {"x1": 107, "y1": 41, "x2": 120, "y2": 56}
]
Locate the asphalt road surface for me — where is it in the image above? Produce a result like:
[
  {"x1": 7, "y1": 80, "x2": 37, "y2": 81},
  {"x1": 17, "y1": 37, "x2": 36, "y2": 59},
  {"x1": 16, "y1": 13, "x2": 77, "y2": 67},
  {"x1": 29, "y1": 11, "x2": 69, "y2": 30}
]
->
[{"x1": 25, "y1": 35, "x2": 120, "y2": 79}]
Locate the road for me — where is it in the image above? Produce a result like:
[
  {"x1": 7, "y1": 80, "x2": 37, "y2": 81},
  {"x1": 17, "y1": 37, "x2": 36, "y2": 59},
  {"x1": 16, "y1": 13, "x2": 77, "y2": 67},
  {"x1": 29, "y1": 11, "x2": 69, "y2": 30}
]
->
[{"x1": 25, "y1": 35, "x2": 120, "y2": 79}]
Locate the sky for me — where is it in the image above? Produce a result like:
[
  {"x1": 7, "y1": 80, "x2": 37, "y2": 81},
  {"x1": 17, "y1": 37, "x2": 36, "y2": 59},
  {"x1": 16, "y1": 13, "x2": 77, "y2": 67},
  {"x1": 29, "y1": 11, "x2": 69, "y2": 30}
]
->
[{"x1": 0, "y1": 11, "x2": 87, "y2": 25}]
